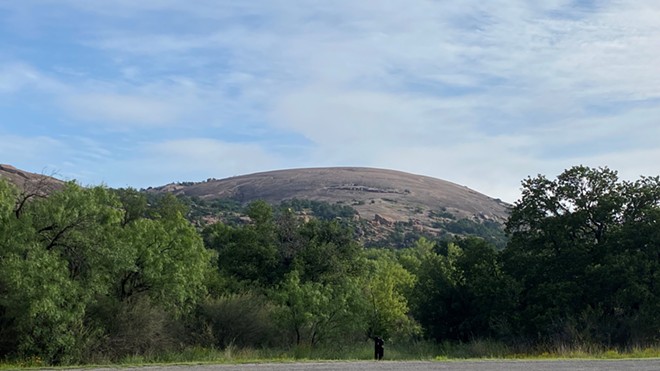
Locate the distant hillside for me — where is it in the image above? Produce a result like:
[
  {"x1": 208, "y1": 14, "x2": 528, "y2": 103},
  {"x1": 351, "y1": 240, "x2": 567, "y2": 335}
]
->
[
  {"x1": 0, "y1": 164, "x2": 64, "y2": 194},
  {"x1": 0, "y1": 164, "x2": 511, "y2": 247},
  {"x1": 148, "y1": 167, "x2": 511, "y2": 247}
]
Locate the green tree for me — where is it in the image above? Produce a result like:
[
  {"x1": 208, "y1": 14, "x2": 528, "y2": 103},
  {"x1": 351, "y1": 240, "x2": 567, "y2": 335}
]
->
[
  {"x1": 502, "y1": 166, "x2": 660, "y2": 345},
  {"x1": 113, "y1": 188, "x2": 148, "y2": 226},
  {"x1": 410, "y1": 237, "x2": 515, "y2": 342},
  {"x1": 408, "y1": 242, "x2": 455, "y2": 342},
  {"x1": 204, "y1": 204, "x2": 363, "y2": 290},
  {"x1": 272, "y1": 271, "x2": 363, "y2": 346},
  {"x1": 446, "y1": 238, "x2": 518, "y2": 339},
  {"x1": 0, "y1": 180, "x2": 212, "y2": 363},
  {"x1": 203, "y1": 201, "x2": 279, "y2": 289},
  {"x1": 363, "y1": 250, "x2": 419, "y2": 341},
  {"x1": 294, "y1": 219, "x2": 363, "y2": 283},
  {"x1": 0, "y1": 182, "x2": 124, "y2": 363},
  {"x1": 116, "y1": 210, "x2": 211, "y2": 313}
]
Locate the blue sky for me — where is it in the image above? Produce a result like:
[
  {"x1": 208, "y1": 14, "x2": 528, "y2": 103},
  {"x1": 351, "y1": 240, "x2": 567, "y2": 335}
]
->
[{"x1": 1, "y1": 0, "x2": 659, "y2": 202}]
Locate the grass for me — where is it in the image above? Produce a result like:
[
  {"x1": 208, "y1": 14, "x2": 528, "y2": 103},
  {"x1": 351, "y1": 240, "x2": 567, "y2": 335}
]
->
[
  {"x1": 1, "y1": 341, "x2": 659, "y2": 369},
  {"x1": 101, "y1": 342, "x2": 660, "y2": 365},
  {"x1": 431, "y1": 340, "x2": 660, "y2": 360},
  {"x1": 528, "y1": 343, "x2": 660, "y2": 360}
]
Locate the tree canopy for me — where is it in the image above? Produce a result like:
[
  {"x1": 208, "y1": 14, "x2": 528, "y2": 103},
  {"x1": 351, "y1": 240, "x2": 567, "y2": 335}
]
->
[
  {"x1": 1, "y1": 164, "x2": 658, "y2": 366},
  {"x1": 503, "y1": 166, "x2": 660, "y2": 344},
  {"x1": 0, "y1": 181, "x2": 212, "y2": 364}
]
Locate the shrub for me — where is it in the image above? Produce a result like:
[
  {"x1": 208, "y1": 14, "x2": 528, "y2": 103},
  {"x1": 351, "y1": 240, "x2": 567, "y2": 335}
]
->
[{"x1": 192, "y1": 294, "x2": 279, "y2": 348}]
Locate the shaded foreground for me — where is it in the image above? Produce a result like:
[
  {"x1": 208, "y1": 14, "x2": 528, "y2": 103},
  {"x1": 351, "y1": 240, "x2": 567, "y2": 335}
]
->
[{"x1": 71, "y1": 359, "x2": 660, "y2": 371}]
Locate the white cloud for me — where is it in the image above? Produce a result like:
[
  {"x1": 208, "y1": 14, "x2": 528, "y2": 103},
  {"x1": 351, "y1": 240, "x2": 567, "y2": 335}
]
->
[
  {"x1": 92, "y1": 32, "x2": 226, "y2": 55},
  {"x1": 111, "y1": 138, "x2": 285, "y2": 187},
  {"x1": 272, "y1": 86, "x2": 473, "y2": 146},
  {"x1": 0, "y1": 134, "x2": 126, "y2": 184},
  {"x1": 60, "y1": 93, "x2": 185, "y2": 127},
  {"x1": 0, "y1": 134, "x2": 66, "y2": 162},
  {"x1": 577, "y1": 147, "x2": 660, "y2": 181},
  {"x1": 2, "y1": 0, "x2": 660, "y2": 200},
  {"x1": 0, "y1": 63, "x2": 63, "y2": 93}
]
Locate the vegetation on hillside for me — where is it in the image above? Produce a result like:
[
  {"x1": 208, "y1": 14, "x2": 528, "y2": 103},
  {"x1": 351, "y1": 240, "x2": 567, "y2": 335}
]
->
[
  {"x1": 171, "y1": 195, "x2": 506, "y2": 248},
  {"x1": 0, "y1": 165, "x2": 658, "y2": 366}
]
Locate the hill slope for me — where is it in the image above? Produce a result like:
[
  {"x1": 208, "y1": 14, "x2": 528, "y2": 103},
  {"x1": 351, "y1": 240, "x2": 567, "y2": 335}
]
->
[
  {"x1": 0, "y1": 164, "x2": 64, "y2": 194},
  {"x1": 149, "y1": 167, "x2": 511, "y2": 246},
  {"x1": 0, "y1": 164, "x2": 511, "y2": 246}
]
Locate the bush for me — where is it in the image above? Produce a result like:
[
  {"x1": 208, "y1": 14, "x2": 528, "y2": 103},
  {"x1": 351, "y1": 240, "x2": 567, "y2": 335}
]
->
[
  {"x1": 84, "y1": 295, "x2": 182, "y2": 362},
  {"x1": 191, "y1": 294, "x2": 279, "y2": 348}
]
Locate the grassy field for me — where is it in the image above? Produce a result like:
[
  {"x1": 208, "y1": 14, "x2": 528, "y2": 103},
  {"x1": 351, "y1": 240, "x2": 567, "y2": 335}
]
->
[{"x1": 2, "y1": 341, "x2": 659, "y2": 369}]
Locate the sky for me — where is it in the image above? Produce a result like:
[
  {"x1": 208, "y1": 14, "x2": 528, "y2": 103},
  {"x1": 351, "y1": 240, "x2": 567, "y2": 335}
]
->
[{"x1": 1, "y1": 0, "x2": 659, "y2": 203}]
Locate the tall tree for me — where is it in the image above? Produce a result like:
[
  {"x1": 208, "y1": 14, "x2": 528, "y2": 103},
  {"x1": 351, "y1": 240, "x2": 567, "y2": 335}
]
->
[
  {"x1": 0, "y1": 182, "x2": 124, "y2": 363},
  {"x1": 363, "y1": 250, "x2": 419, "y2": 341},
  {"x1": 502, "y1": 166, "x2": 660, "y2": 345},
  {"x1": 203, "y1": 201, "x2": 279, "y2": 288},
  {"x1": 272, "y1": 270, "x2": 364, "y2": 346},
  {"x1": 410, "y1": 238, "x2": 515, "y2": 342},
  {"x1": 0, "y1": 180, "x2": 212, "y2": 363}
]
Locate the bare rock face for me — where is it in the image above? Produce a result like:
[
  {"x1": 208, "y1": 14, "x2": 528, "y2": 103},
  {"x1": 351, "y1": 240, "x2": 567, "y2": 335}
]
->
[
  {"x1": 0, "y1": 164, "x2": 30, "y2": 179},
  {"x1": 149, "y1": 167, "x2": 511, "y2": 232},
  {"x1": 0, "y1": 164, "x2": 64, "y2": 194},
  {"x1": 374, "y1": 213, "x2": 395, "y2": 227}
]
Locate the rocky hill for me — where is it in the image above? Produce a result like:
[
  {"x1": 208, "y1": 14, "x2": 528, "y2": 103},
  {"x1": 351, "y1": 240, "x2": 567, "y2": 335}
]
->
[
  {"x1": 0, "y1": 164, "x2": 64, "y2": 194},
  {"x1": 148, "y1": 167, "x2": 511, "y2": 247},
  {"x1": 1, "y1": 164, "x2": 511, "y2": 247}
]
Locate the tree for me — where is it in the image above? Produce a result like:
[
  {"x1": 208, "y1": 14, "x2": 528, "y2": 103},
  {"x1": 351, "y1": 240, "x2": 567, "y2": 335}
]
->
[
  {"x1": 445, "y1": 238, "x2": 518, "y2": 340},
  {"x1": 272, "y1": 271, "x2": 363, "y2": 346},
  {"x1": 203, "y1": 201, "x2": 279, "y2": 289},
  {"x1": 409, "y1": 237, "x2": 516, "y2": 342},
  {"x1": 363, "y1": 250, "x2": 419, "y2": 341},
  {"x1": 0, "y1": 180, "x2": 213, "y2": 363},
  {"x1": 0, "y1": 181, "x2": 124, "y2": 363},
  {"x1": 115, "y1": 207, "x2": 211, "y2": 313},
  {"x1": 204, "y1": 204, "x2": 363, "y2": 290},
  {"x1": 502, "y1": 166, "x2": 660, "y2": 345},
  {"x1": 294, "y1": 219, "x2": 363, "y2": 283},
  {"x1": 113, "y1": 188, "x2": 148, "y2": 226},
  {"x1": 408, "y1": 241, "x2": 455, "y2": 342}
]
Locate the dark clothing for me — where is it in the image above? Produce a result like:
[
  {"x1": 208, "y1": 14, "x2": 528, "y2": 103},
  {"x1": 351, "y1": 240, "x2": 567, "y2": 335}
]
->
[{"x1": 374, "y1": 337, "x2": 384, "y2": 360}]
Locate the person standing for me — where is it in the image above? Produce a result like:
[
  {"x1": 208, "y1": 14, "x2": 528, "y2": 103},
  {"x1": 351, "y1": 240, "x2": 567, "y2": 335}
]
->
[{"x1": 374, "y1": 336, "x2": 384, "y2": 360}]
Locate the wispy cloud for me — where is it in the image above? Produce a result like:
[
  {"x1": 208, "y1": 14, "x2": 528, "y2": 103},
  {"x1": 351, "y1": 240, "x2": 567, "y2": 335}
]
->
[
  {"x1": 0, "y1": 134, "x2": 65, "y2": 161},
  {"x1": 110, "y1": 138, "x2": 285, "y2": 188},
  {"x1": 1, "y1": 1, "x2": 659, "y2": 201},
  {"x1": 60, "y1": 93, "x2": 186, "y2": 127},
  {"x1": 0, "y1": 63, "x2": 63, "y2": 94}
]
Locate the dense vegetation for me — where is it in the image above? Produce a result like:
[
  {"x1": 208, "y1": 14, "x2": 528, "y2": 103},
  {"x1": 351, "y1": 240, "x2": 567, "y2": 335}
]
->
[
  {"x1": 175, "y1": 195, "x2": 506, "y2": 249},
  {"x1": 0, "y1": 166, "x2": 658, "y2": 366}
]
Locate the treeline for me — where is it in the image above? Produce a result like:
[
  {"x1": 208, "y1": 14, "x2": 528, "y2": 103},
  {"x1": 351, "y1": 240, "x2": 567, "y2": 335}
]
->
[{"x1": 0, "y1": 166, "x2": 658, "y2": 365}]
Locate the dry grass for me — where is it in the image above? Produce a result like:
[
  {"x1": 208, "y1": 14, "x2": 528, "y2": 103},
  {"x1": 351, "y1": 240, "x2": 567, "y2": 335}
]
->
[{"x1": 2, "y1": 341, "x2": 658, "y2": 369}]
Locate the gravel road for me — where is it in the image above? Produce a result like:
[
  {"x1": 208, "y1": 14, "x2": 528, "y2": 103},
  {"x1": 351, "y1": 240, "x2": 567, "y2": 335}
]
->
[{"x1": 70, "y1": 359, "x2": 660, "y2": 371}]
